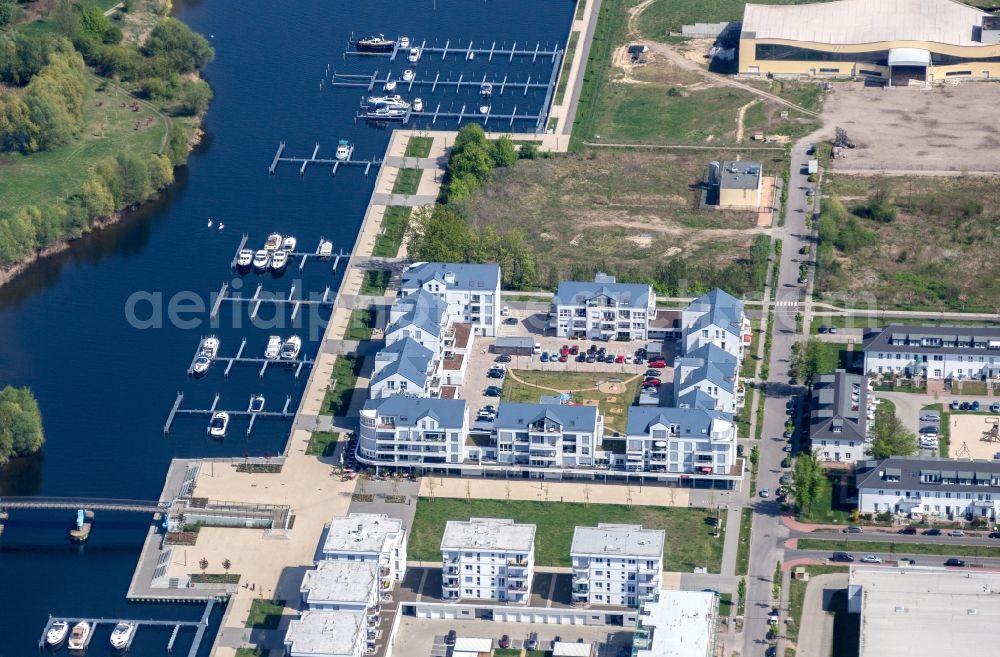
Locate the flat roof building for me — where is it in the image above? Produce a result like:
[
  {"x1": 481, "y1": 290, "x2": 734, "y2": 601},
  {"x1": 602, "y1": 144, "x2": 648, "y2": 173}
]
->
[
  {"x1": 849, "y1": 566, "x2": 1000, "y2": 657},
  {"x1": 632, "y1": 591, "x2": 719, "y2": 657},
  {"x1": 441, "y1": 518, "x2": 536, "y2": 604},
  {"x1": 300, "y1": 560, "x2": 379, "y2": 611},
  {"x1": 571, "y1": 524, "x2": 665, "y2": 608},
  {"x1": 739, "y1": 0, "x2": 1000, "y2": 85},
  {"x1": 718, "y1": 160, "x2": 762, "y2": 209},
  {"x1": 284, "y1": 610, "x2": 365, "y2": 657},
  {"x1": 322, "y1": 513, "x2": 408, "y2": 583}
]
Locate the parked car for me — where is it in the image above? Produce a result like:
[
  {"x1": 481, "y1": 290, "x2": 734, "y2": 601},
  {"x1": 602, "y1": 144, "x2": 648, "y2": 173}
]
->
[
  {"x1": 476, "y1": 412, "x2": 496, "y2": 422},
  {"x1": 495, "y1": 354, "x2": 512, "y2": 363},
  {"x1": 779, "y1": 474, "x2": 793, "y2": 485},
  {"x1": 944, "y1": 558, "x2": 967, "y2": 567},
  {"x1": 919, "y1": 426, "x2": 938, "y2": 435},
  {"x1": 560, "y1": 345, "x2": 570, "y2": 356},
  {"x1": 828, "y1": 326, "x2": 838, "y2": 334},
  {"x1": 832, "y1": 552, "x2": 854, "y2": 562},
  {"x1": 614, "y1": 354, "x2": 624, "y2": 363},
  {"x1": 645, "y1": 369, "x2": 661, "y2": 377},
  {"x1": 960, "y1": 402, "x2": 971, "y2": 411},
  {"x1": 843, "y1": 525, "x2": 863, "y2": 534},
  {"x1": 525, "y1": 633, "x2": 538, "y2": 651},
  {"x1": 860, "y1": 554, "x2": 882, "y2": 564},
  {"x1": 988, "y1": 531, "x2": 1000, "y2": 539},
  {"x1": 782, "y1": 444, "x2": 793, "y2": 452},
  {"x1": 948, "y1": 530, "x2": 966, "y2": 537},
  {"x1": 898, "y1": 526, "x2": 917, "y2": 535},
  {"x1": 923, "y1": 528, "x2": 942, "y2": 536},
  {"x1": 446, "y1": 630, "x2": 457, "y2": 646},
  {"x1": 570, "y1": 345, "x2": 579, "y2": 355},
  {"x1": 559, "y1": 354, "x2": 568, "y2": 362},
  {"x1": 487, "y1": 368, "x2": 506, "y2": 379},
  {"x1": 648, "y1": 359, "x2": 667, "y2": 369},
  {"x1": 481, "y1": 405, "x2": 496, "y2": 414},
  {"x1": 586, "y1": 355, "x2": 597, "y2": 363},
  {"x1": 759, "y1": 488, "x2": 770, "y2": 498},
  {"x1": 818, "y1": 325, "x2": 829, "y2": 334},
  {"x1": 992, "y1": 402, "x2": 1000, "y2": 413},
  {"x1": 499, "y1": 635, "x2": 510, "y2": 649},
  {"x1": 540, "y1": 352, "x2": 549, "y2": 362},
  {"x1": 919, "y1": 412, "x2": 940, "y2": 422},
  {"x1": 971, "y1": 401, "x2": 981, "y2": 411},
  {"x1": 484, "y1": 386, "x2": 503, "y2": 397},
  {"x1": 587, "y1": 345, "x2": 597, "y2": 355},
  {"x1": 951, "y1": 400, "x2": 961, "y2": 410},
  {"x1": 575, "y1": 353, "x2": 587, "y2": 362},
  {"x1": 604, "y1": 354, "x2": 616, "y2": 363},
  {"x1": 644, "y1": 378, "x2": 661, "y2": 386}
]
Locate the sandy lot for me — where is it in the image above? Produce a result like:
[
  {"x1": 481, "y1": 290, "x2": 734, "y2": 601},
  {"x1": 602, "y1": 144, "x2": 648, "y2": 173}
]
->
[
  {"x1": 947, "y1": 414, "x2": 1000, "y2": 460},
  {"x1": 823, "y1": 82, "x2": 1000, "y2": 172}
]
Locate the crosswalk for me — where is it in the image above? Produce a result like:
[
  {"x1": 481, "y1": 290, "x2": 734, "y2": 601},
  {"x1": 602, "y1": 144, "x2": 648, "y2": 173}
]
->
[{"x1": 773, "y1": 300, "x2": 801, "y2": 307}]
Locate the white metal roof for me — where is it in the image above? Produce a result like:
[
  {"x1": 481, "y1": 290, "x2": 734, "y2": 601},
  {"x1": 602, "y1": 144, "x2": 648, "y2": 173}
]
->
[
  {"x1": 454, "y1": 638, "x2": 494, "y2": 653},
  {"x1": 743, "y1": 0, "x2": 987, "y2": 47},
  {"x1": 888, "y1": 47, "x2": 931, "y2": 66},
  {"x1": 553, "y1": 642, "x2": 593, "y2": 657}
]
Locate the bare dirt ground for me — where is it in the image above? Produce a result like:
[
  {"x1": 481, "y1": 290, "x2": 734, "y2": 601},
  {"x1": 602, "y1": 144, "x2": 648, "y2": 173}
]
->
[
  {"x1": 823, "y1": 82, "x2": 1000, "y2": 172},
  {"x1": 948, "y1": 414, "x2": 1000, "y2": 460}
]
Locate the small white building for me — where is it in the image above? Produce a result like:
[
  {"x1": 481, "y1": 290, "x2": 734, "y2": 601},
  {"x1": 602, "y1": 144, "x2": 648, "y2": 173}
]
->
[
  {"x1": 322, "y1": 513, "x2": 408, "y2": 585},
  {"x1": 632, "y1": 591, "x2": 719, "y2": 657},
  {"x1": 680, "y1": 289, "x2": 751, "y2": 362},
  {"x1": 553, "y1": 273, "x2": 655, "y2": 341},
  {"x1": 400, "y1": 262, "x2": 502, "y2": 337},
  {"x1": 570, "y1": 523, "x2": 664, "y2": 607},
  {"x1": 284, "y1": 610, "x2": 366, "y2": 657},
  {"x1": 441, "y1": 518, "x2": 536, "y2": 604},
  {"x1": 300, "y1": 560, "x2": 379, "y2": 612},
  {"x1": 856, "y1": 458, "x2": 1000, "y2": 520},
  {"x1": 356, "y1": 396, "x2": 469, "y2": 467},
  {"x1": 862, "y1": 324, "x2": 1000, "y2": 381}
]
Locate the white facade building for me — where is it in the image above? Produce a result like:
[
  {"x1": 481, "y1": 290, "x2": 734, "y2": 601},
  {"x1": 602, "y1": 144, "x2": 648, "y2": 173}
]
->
[
  {"x1": 357, "y1": 396, "x2": 469, "y2": 467},
  {"x1": 680, "y1": 288, "x2": 751, "y2": 362},
  {"x1": 441, "y1": 518, "x2": 536, "y2": 604},
  {"x1": 856, "y1": 458, "x2": 1000, "y2": 520},
  {"x1": 300, "y1": 560, "x2": 379, "y2": 612},
  {"x1": 284, "y1": 610, "x2": 366, "y2": 657},
  {"x1": 570, "y1": 523, "x2": 664, "y2": 607},
  {"x1": 369, "y1": 338, "x2": 439, "y2": 400},
  {"x1": 400, "y1": 262, "x2": 502, "y2": 337},
  {"x1": 862, "y1": 324, "x2": 1000, "y2": 381},
  {"x1": 632, "y1": 591, "x2": 719, "y2": 657},
  {"x1": 322, "y1": 513, "x2": 408, "y2": 585},
  {"x1": 385, "y1": 289, "x2": 450, "y2": 354},
  {"x1": 553, "y1": 273, "x2": 655, "y2": 341},
  {"x1": 672, "y1": 344, "x2": 742, "y2": 414},
  {"x1": 625, "y1": 407, "x2": 738, "y2": 477},
  {"x1": 494, "y1": 403, "x2": 604, "y2": 468}
]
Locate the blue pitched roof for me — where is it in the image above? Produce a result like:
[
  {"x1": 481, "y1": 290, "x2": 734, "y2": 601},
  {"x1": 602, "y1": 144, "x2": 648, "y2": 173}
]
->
[
  {"x1": 371, "y1": 338, "x2": 433, "y2": 387},
  {"x1": 675, "y1": 344, "x2": 738, "y2": 394},
  {"x1": 387, "y1": 289, "x2": 447, "y2": 337},
  {"x1": 676, "y1": 389, "x2": 718, "y2": 411},
  {"x1": 687, "y1": 288, "x2": 744, "y2": 335},
  {"x1": 364, "y1": 395, "x2": 467, "y2": 428},
  {"x1": 495, "y1": 402, "x2": 599, "y2": 432},
  {"x1": 555, "y1": 280, "x2": 652, "y2": 310},
  {"x1": 626, "y1": 406, "x2": 731, "y2": 437},
  {"x1": 401, "y1": 262, "x2": 500, "y2": 292}
]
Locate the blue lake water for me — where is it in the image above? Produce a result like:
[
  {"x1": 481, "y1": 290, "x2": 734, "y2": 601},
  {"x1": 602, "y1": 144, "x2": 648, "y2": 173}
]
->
[{"x1": 0, "y1": 1, "x2": 573, "y2": 655}]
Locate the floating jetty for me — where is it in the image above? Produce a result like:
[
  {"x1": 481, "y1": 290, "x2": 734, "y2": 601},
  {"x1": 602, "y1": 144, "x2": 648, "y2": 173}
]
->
[
  {"x1": 69, "y1": 509, "x2": 94, "y2": 543},
  {"x1": 186, "y1": 337, "x2": 314, "y2": 379},
  {"x1": 163, "y1": 392, "x2": 294, "y2": 435},
  {"x1": 211, "y1": 281, "x2": 334, "y2": 322},
  {"x1": 268, "y1": 142, "x2": 382, "y2": 176},
  {"x1": 231, "y1": 235, "x2": 349, "y2": 272},
  {"x1": 345, "y1": 37, "x2": 562, "y2": 63}
]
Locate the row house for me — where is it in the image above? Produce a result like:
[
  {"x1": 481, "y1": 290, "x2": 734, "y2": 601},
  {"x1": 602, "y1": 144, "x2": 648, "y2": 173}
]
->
[
  {"x1": 857, "y1": 457, "x2": 1000, "y2": 520},
  {"x1": 862, "y1": 325, "x2": 1000, "y2": 381},
  {"x1": 493, "y1": 403, "x2": 603, "y2": 469}
]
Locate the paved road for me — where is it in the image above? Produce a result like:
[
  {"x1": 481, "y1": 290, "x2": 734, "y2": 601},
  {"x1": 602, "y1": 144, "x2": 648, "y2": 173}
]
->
[
  {"x1": 787, "y1": 547, "x2": 1000, "y2": 569},
  {"x1": 790, "y1": 529, "x2": 1000, "y2": 547}
]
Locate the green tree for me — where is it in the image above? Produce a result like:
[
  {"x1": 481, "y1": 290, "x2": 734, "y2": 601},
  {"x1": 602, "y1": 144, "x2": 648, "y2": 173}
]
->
[
  {"x1": 490, "y1": 136, "x2": 517, "y2": 167},
  {"x1": 791, "y1": 338, "x2": 837, "y2": 386},
  {"x1": 116, "y1": 152, "x2": 151, "y2": 206},
  {"x1": 0, "y1": 385, "x2": 45, "y2": 466},
  {"x1": 790, "y1": 450, "x2": 827, "y2": 515},
  {"x1": 165, "y1": 123, "x2": 190, "y2": 166},
  {"x1": 451, "y1": 123, "x2": 487, "y2": 155},
  {"x1": 870, "y1": 411, "x2": 917, "y2": 459},
  {"x1": 0, "y1": 0, "x2": 15, "y2": 27},
  {"x1": 80, "y1": 5, "x2": 112, "y2": 41},
  {"x1": 79, "y1": 175, "x2": 116, "y2": 217},
  {"x1": 175, "y1": 78, "x2": 213, "y2": 116},
  {"x1": 406, "y1": 205, "x2": 476, "y2": 263},
  {"x1": 147, "y1": 153, "x2": 174, "y2": 191},
  {"x1": 143, "y1": 18, "x2": 215, "y2": 73}
]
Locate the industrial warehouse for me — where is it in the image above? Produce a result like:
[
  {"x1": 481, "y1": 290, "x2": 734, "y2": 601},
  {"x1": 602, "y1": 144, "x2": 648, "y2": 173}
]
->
[{"x1": 738, "y1": 0, "x2": 1000, "y2": 85}]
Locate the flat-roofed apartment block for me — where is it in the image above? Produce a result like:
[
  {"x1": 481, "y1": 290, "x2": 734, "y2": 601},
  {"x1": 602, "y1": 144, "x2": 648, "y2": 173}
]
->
[
  {"x1": 494, "y1": 403, "x2": 603, "y2": 468},
  {"x1": 357, "y1": 396, "x2": 469, "y2": 467},
  {"x1": 553, "y1": 273, "x2": 655, "y2": 341},
  {"x1": 681, "y1": 289, "x2": 751, "y2": 363},
  {"x1": 856, "y1": 457, "x2": 1000, "y2": 520},
  {"x1": 632, "y1": 591, "x2": 720, "y2": 657},
  {"x1": 862, "y1": 324, "x2": 1000, "y2": 381},
  {"x1": 400, "y1": 262, "x2": 501, "y2": 337},
  {"x1": 441, "y1": 518, "x2": 536, "y2": 604},
  {"x1": 625, "y1": 407, "x2": 739, "y2": 482},
  {"x1": 322, "y1": 513, "x2": 408, "y2": 586},
  {"x1": 718, "y1": 160, "x2": 762, "y2": 209},
  {"x1": 570, "y1": 524, "x2": 665, "y2": 608},
  {"x1": 810, "y1": 369, "x2": 874, "y2": 464},
  {"x1": 739, "y1": 0, "x2": 1000, "y2": 85},
  {"x1": 284, "y1": 609, "x2": 366, "y2": 657},
  {"x1": 300, "y1": 560, "x2": 379, "y2": 614}
]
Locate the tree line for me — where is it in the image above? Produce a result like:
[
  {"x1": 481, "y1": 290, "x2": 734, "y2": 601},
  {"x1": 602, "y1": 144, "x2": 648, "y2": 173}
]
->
[
  {"x1": 0, "y1": 46, "x2": 86, "y2": 152},
  {"x1": 0, "y1": 385, "x2": 45, "y2": 466}
]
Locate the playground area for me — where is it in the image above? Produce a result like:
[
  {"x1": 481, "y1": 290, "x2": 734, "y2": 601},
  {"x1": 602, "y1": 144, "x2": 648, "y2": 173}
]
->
[{"x1": 946, "y1": 414, "x2": 1000, "y2": 460}]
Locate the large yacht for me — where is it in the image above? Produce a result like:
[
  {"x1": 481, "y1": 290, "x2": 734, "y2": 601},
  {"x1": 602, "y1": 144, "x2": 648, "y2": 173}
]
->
[
  {"x1": 252, "y1": 249, "x2": 270, "y2": 270},
  {"x1": 270, "y1": 250, "x2": 288, "y2": 272},
  {"x1": 356, "y1": 34, "x2": 395, "y2": 52},
  {"x1": 45, "y1": 621, "x2": 69, "y2": 647},
  {"x1": 367, "y1": 94, "x2": 410, "y2": 111},
  {"x1": 264, "y1": 233, "x2": 283, "y2": 251},
  {"x1": 109, "y1": 622, "x2": 136, "y2": 651},
  {"x1": 236, "y1": 249, "x2": 253, "y2": 268}
]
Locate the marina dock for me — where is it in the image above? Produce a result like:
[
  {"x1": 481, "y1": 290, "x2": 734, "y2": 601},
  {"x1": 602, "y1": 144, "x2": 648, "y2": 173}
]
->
[
  {"x1": 267, "y1": 142, "x2": 382, "y2": 176},
  {"x1": 346, "y1": 38, "x2": 562, "y2": 63},
  {"x1": 186, "y1": 338, "x2": 314, "y2": 379},
  {"x1": 210, "y1": 281, "x2": 334, "y2": 321},
  {"x1": 230, "y1": 235, "x2": 350, "y2": 271},
  {"x1": 163, "y1": 392, "x2": 294, "y2": 435}
]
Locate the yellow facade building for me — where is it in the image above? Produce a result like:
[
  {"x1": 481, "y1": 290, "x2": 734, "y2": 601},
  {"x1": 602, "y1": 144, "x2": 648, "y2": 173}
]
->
[
  {"x1": 738, "y1": 0, "x2": 1000, "y2": 85},
  {"x1": 718, "y1": 160, "x2": 762, "y2": 209}
]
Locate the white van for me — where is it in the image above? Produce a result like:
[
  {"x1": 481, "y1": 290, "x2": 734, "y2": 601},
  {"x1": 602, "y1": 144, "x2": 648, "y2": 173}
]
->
[{"x1": 533, "y1": 342, "x2": 542, "y2": 354}]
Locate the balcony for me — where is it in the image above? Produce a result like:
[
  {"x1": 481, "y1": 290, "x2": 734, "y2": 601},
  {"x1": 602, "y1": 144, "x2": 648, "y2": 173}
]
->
[
  {"x1": 572, "y1": 573, "x2": 589, "y2": 584},
  {"x1": 508, "y1": 558, "x2": 528, "y2": 567},
  {"x1": 508, "y1": 582, "x2": 528, "y2": 592},
  {"x1": 443, "y1": 578, "x2": 459, "y2": 590}
]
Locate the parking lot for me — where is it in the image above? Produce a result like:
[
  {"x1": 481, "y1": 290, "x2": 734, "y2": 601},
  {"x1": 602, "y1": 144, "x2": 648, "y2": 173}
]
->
[{"x1": 393, "y1": 615, "x2": 634, "y2": 657}]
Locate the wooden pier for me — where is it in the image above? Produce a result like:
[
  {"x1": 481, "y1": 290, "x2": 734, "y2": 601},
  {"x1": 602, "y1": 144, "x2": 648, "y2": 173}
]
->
[
  {"x1": 360, "y1": 103, "x2": 545, "y2": 128},
  {"x1": 345, "y1": 39, "x2": 562, "y2": 62},
  {"x1": 210, "y1": 281, "x2": 334, "y2": 320},
  {"x1": 268, "y1": 142, "x2": 382, "y2": 176},
  {"x1": 186, "y1": 337, "x2": 314, "y2": 379},
  {"x1": 163, "y1": 392, "x2": 294, "y2": 435}
]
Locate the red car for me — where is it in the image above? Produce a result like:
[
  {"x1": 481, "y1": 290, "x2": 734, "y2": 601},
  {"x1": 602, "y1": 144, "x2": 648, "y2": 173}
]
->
[
  {"x1": 644, "y1": 378, "x2": 661, "y2": 386},
  {"x1": 648, "y1": 359, "x2": 667, "y2": 369},
  {"x1": 559, "y1": 354, "x2": 568, "y2": 362},
  {"x1": 560, "y1": 345, "x2": 570, "y2": 356},
  {"x1": 615, "y1": 355, "x2": 625, "y2": 363},
  {"x1": 569, "y1": 345, "x2": 579, "y2": 355}
]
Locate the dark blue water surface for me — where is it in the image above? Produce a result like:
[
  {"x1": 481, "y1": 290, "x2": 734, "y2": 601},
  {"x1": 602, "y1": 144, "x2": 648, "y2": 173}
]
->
[{"x1": 0, "y1": 1, "x2": 572, "y2": 655}]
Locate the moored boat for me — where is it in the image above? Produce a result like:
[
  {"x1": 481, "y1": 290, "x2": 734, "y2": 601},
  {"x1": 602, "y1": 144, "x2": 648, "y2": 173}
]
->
[
  {"x1": 67, "y1": 621, "x2": 91, "y2": 651},
  {"x1": 265, "y1": 336, "x2": 282, "y2": 360},
  {"x1": 280, "y1": 335, "x2": 302, "y2": 360},
  {"x1": 200, "y1": 336, "x2": 219, "y2": 359},
  {"x1": 282, "y1": 236, "x2": 297, "y2": 252},
  {"x1": 367, "y1": 95, "x2": 410, "y2": 111},
  {"x1": 384, "y1": 79, "x2": 397, "y2": 92},
  {"x1": 250, "y1": 395, "x2": 265, "y2": 413},
  {"x1": 46, "y1": 621, "x2": 69, "y2": 647},
  {"x1": 413, "y1": 98, "x2": 424, "y2": 112},
  {"x1": 398, "y1": 36, "x2": 410, "y2": 49},
  {"x1": 270, "y1": 250, "x2": 288, "y2": 272},
  {"x1": 408, "y1": 47, "x2": 421, "y2": 63},
  {"x1": 264, "y1": 233, "x2": 283, "y2": 251},
  {"x1": 236, "y1": 249, "x2": 253, "y2": 267},
  {"x1": 208, "y1": 411, "x2": 229, "y2": 438},
  {"x1": 335, "y1": 140, "x2": 353, "y2": 161},
  {"x1": 479, "y1": 104, "x2": 490, "y2": 114},
  {"x1": 402, "y1": 69, "x2": 414, "y2": 82},
  {"x1": 192, "y1": 355, "x2": 211, "y2": 376},
  {"x1": 480, "y1": 82, "x2": 493, "y2": 97},
  {"x1": 356, "y1": 34, "x2": 395, "y2": 52},
  {"x1": 252, "y1": 249, "x2": 270, "y2": 270},
  {"x1": 109, "y1": 622, "x2": 136, "y2": 651},
  {"x1": 318, "y1": 241, "x2": 333, "y2": 257}
]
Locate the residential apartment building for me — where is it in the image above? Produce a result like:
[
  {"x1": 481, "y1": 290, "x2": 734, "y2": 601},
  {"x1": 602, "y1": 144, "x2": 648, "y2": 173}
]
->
[
  {"x1": 810, "y1": 370, "x2": 873, "y2": 464},
  {"x1": 673, "y1": 343, "x2": 742, "y2": 414},
  {"x1": 625, "y1": 407, "x2": 738, "y2": 477},
  {"x1": 357, "y1": 396, "x2": 469, "y2": 467},
  {"x1": 553, "y1": 273, "x2": 655, "y2": 341},
  {"x1": 385, "y1": 289, "x2": 449, "y2": 354},
  {"x1": 632, "y1": 591, "x2": 719, "y2": 657},
  {"x1": 322, "y1": 513, "x2": 408, "y2": 584},
  {"x1": 441, "y1": 518, "x2": 536, "y2": 604},
  {"x1": 571, "y1": 524, "x2": 664, "y2": 608},
  {"x1": 494, "y1": 403, "x2": 603, "y2": 469},
  {"x1": 369, "y1": 338, "x2": 438, "y2": 399},
  {"x1": 400, "y1": 262, "x2": 502, "y2": 337},
  {"x1": 300, "y1": 560, "x2": 379, "y2": 612},
  {"x1": 284, "y1": 610, "x2": 366, "y2": 657},
  {"x1": 856, "y1": 458, "x2": 1000, "y2": 520},
  {"x1": 680, "y1": 288, "x2": 751, "y2": 361},
  {"x1": 862, "y1": 325, "x2": 1000, "y2": 381}
]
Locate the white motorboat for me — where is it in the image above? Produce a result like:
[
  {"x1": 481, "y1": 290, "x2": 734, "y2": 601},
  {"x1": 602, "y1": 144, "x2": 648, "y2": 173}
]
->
[
  {"x1": 480, "y1": 82, "x2": 493, "y2": 97},
  {"x1": 208, "y1": 411, "x2": 229, "y2": 438},
  {"x1": 265, "y1": 336, "x2": 282, "y2": 360},
  {"x1": 402, "y1": 69, "x2": 414, "y2": 82},
  {"x1": 282, "y1": 236, "x2": 297, "y2": 251},
  {"x1": 318, "y1": 241, "x2": 333, "y2": 257},
  {"x1": 467, "y1": 50, "x2": 475, "y2": 61},
  {"x1": 479, "y1": 104, "x2": 490, "y2": 114},
  {"x1": 46, "y1": 621, "x2": 69, "y2": 647},
  {"x1": 398, "y1": 36, "x2": 410, "y2": 48},
  {"x1": 250, "y1": 395, "x2": 265, "y2": 413},
  {"x1": 264, "y1": 233, "x2": 283, "y2": 251},
  {"x1": 192, "y1": 355, "x2": 211, "y2": 375},
  {"x1": 280, "y1": 335, "x2": 302, "y2": 360},
  {"x1": 335, "y1": 139, "x2": 353, "y2": 161},
  {"x1": 200, "y1": 336, "x2": 219, "y2": 359},
  {"x1": 270, "y1": 250, "x2": 288, "y2": 272},
  {"x1": 236, "y1": 248, "x2": 253, "y2": 267},
  {"x1": 109, "y1": 622, "x2": 136, "y2": 651},
  {"x1": 408, "y1": 47, "x2": 421, "y2": 63},
  {"x1": 413, "y1": 97, "x2": 424, "y2": 112},
  {"x1": 384, "y1": 79, "x2": 397, "y2": 92},
  {"x1": 367, "y1": 94, "x2": 410, "y2": 111},
  {"x1": 67, "y1": 621, "x2": 91, "y2": 651},
  {"x1": 252, "y1": 249, "x2": 270, "y2": 270}
]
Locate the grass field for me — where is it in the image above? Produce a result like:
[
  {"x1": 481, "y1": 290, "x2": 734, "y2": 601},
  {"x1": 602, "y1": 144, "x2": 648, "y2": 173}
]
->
[
  {"x1": 467, "y1": 150, "x2": 776, "y2": 290},
  {"x1": 345, "y1": 307, "x2": 376, "y2": 341},
  {"x1": 0, "y1": 74, "x2": 166, "y2": 221},
  {"x1": 305, "y1": 431, "x2": 340, "y2": 457},
  {"x1": 392, "y1": 168, "x2": 423, "y2": 195},
  {"x1": 820, "y1": 175, "x2": 1000, "y2": 312},
  {"x1": 404, "y1": 137, "x2": 434, "y2": 158},
  {"x1": 735, "y1": 507, "x2": 753, "y2": 576},
  {"x1": 502, "y1": 370, "x2": 639, "y2": 434},
  {"x1": 322, "y1": 356, "x2": 360, "y2": 416},
  {"x1": 796, "y1": 473, "x2": 853, "y2": 524},
  {"x1": 360, "y1": 270, "x2": 392, "y2": 296},
  {"x1": 797, "y1": 538, "x2": 1000, "y2": 559},
  {"x1": 410, "y1": 497, "x2": 725, "y2": 571},
  {"x1": 245, "y1": 599, "x2": 285, "y2": 629},
  {"x1": 372, "y1": 206, "x2": 412, "y2": 258}
]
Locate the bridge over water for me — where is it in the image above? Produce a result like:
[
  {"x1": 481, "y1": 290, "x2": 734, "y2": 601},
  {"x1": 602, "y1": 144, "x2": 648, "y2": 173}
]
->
[{"x1": 0, "y1": 496, "x2": 168, "y2": 513}]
